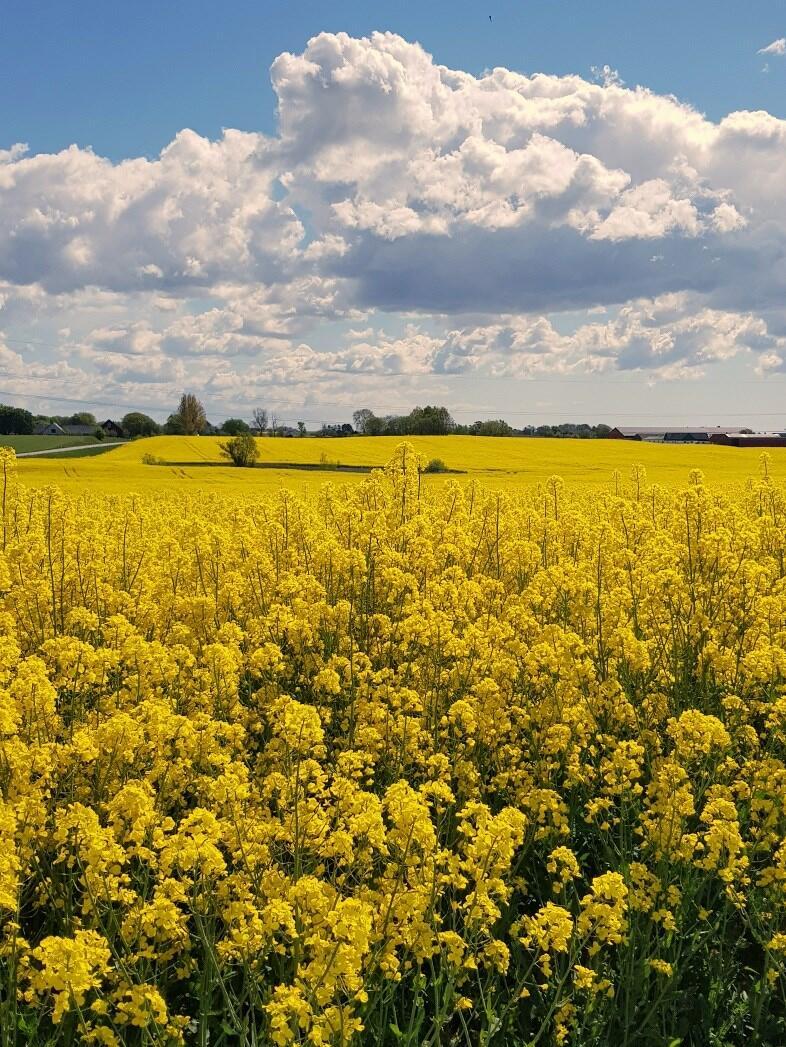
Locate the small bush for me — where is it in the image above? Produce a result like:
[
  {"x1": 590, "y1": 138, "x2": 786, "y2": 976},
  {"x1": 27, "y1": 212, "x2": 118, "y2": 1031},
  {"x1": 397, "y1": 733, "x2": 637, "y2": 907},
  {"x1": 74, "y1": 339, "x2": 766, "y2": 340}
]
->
[
  {"x1": 94, "y1": 427, "x2": 105, "y2": 441},
  {"x1": 318, "y1": 452, "x2": 341, "y2": 469},
  {"x1": 423, "y1": 457, "x2": 449, "y2": 473},
  {"x1": 141, "y1": 453, "x2": 165, "y2": 465},
  {"x1": 220, "y1": 433, "x2": 259, "y2": 468}
]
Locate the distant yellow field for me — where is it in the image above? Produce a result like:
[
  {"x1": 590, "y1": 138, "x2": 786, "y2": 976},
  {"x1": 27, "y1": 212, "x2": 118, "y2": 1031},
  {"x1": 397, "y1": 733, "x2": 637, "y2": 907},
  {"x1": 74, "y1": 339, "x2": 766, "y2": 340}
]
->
[{"x1": 14, "y1": 433, "x2": 785, "y2": 493}]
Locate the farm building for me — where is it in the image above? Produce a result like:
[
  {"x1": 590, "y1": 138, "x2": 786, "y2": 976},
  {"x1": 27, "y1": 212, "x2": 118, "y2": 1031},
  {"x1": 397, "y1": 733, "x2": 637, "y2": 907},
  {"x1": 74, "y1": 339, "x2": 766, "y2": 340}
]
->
[
  {"x1": 606, "y1": 426, "x2": 747, "y2": 443},
  {"x1": 100, "y1": 419, "x2": 124, "y2": 438},
  {"x1": 34, "y1": 419, "x2": 125, "y2": 438},
  {"x1": 61, "y1": 424, "x2": 100, "y2": 436},
  {"x1": 711, "y1": 433, "x2": 786, "y2": 447}
]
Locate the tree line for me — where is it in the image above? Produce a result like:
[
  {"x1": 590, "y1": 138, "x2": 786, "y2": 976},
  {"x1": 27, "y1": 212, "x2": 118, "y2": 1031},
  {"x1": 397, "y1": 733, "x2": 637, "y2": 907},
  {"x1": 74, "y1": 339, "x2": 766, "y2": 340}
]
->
[
  {"x1": 352, "y1": 407, "x2": 611, "y2": 439},
  {"x1": 0, "y1": 406, "x2": 98, "y2": 436},
  {"x1": 0, "y1": 395, "x2": 612, "y2": 440}
]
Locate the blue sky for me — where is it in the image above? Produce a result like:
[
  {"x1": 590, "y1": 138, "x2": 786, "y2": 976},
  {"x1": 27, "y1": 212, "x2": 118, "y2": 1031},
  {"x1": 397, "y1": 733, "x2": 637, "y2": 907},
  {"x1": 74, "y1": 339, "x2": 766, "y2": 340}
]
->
[
  {"x1": 2, "y1": 3, "x2": 786, "y2": 425},
  {"x1": 4, "y1": 0, "x2": 785, "y2": 159}
]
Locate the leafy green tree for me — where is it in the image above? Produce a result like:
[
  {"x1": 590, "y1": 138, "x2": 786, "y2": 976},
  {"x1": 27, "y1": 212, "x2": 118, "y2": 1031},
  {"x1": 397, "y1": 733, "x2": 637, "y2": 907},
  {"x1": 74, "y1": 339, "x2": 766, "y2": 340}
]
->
[
  {"x1": 51, "y1": 408, "x2": 96, "y2": 425},
  {"x1": 220, "y1": 432, "x2": 259, "y2": 467},
  {"x1": 352, "y1": 408, "x2": 375, "y2": 434},
  {"x1": 405, "y1": 405, "x2": 455, "y2": 435},
  {"x1": 163, "y1": 413, "x2": 186, "y2": 435},
  {"x1": 353, "y1": 409, "x2": 386, "y2": 435},
  {"x1": 174, "y1": 393, "x2": 207, "y2": 435},
  {"x1": 0, "y1": 404, "x2": 34, "y2": 435},
  {"x1": 122, "y1": 412, "x2": 160, "y2": 438},
  {"x1": 467, "y1": 419, "x2": 513, "y2": 436},
  {"x1": 52, "y1": 412, "x2": 97, "y2": 426},
  {"x1": 70, "y1": 412, "x2": 97, "y2": 426},
  {"x1": 353, "y1": 405, "x2": 455, "y2": 437},
  {"x1": 222, "y1": 418, "x2": 250, "y2": 436}
]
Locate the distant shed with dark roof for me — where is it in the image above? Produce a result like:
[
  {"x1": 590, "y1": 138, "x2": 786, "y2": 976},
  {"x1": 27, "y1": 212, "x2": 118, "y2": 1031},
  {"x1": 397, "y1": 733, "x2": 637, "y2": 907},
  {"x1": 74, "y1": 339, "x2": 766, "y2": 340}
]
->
[
  {"x1": 711, "y1": 433, "x2": 786, "y2": 447},
  {"x1": 100, "y1": 419, "x2": 124, "y2": 438},
  {"x1": 606, "y1": 426, "x2": 746, "y2": 442}
]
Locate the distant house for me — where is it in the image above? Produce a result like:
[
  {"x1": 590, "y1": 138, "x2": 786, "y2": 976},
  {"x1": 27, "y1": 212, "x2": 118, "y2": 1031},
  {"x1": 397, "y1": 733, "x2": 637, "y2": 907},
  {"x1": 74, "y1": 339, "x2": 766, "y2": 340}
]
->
[
  {"x1": 61, "y1": 424, "x2": 99, "y2": 436},
  {"x1": 606, "y1": 426, "x2": 747, "y2": 443},
  {"x1": 34, "y1": 422, "x2": 66, "y2": 436},
  {"x1": 33, "y1": 419, "x2": 125, "y2": 438},
  {"x1": 100, "y1": 419, "x2": 124, "y2": 438}
]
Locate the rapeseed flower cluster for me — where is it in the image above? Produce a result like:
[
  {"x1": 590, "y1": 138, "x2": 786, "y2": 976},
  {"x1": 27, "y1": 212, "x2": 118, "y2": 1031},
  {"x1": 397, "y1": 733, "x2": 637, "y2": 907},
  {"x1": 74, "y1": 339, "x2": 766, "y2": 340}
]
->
[{"x1": 1, "y1": 444, "x2": 786, "y2": 1044}]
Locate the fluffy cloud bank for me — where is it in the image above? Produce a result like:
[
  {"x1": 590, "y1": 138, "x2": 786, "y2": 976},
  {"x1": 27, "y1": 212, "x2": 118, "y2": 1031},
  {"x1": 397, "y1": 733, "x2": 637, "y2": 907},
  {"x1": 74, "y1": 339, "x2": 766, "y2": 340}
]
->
[
  {"x1": 272, "y1": 33, "x2": 773, "y2": 316},
  {"x1": 0, "y1": 132, "x2": 301, "y2": 294},
  {"x1": 3, "y1": 31, "x2": 786, "y2": 414}
]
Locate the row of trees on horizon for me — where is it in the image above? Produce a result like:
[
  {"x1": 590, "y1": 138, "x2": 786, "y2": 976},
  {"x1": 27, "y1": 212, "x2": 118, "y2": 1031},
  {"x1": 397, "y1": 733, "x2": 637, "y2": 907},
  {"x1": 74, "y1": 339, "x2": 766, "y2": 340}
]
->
[
  {"x1": 0, "y1": 395, "x2": 613, "y2": 439},
  {"x1": 351, "y1": 407, "x2": 612, "y2": 439},
  {"x1": 133, "y1": 398, "x2": 614, "y2": 439}
]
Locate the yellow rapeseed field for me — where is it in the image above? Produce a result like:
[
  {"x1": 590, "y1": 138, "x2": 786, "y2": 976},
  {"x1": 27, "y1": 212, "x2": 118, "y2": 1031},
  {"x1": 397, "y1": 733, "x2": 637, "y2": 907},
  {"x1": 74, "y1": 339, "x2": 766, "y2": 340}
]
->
[
  {"x1": 15, "y1": 433, "x2": 786, "y2": 494},
  {"x1": 2, "y1": 442, "x2": 786, "y2": 1045}
]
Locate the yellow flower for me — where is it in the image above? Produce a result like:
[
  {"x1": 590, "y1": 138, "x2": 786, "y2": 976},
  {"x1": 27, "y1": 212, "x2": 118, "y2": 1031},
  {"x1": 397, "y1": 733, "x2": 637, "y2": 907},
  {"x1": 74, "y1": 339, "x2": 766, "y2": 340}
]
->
[
  {"x1": 521, "y1": 902, "x2": 574, "y2": 955},
  {"x1": 114, "y1": 983, "x2": 168, "y2": 1028},
  {"x1": 578, "y1": 872, "x2": 628, "y2": 950},
  {"x1": 668, "y1": 710, "x2": 731, "y2": 763},
  {"x1": 647, "y1": 958, "x2": 674, "y2": 977},
  {"x1": 547, "y1": 845, "x2": 581, "y2": 894},
  {"x1": 27, "y1": 931, "x2": 112, "y2": 1024}
]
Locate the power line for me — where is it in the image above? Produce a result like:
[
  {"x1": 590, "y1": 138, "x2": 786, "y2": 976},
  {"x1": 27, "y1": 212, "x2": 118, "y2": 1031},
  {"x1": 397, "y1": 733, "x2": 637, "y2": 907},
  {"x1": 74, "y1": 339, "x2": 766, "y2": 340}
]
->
[
  {"x1": 0, "y1": 378, "x2": 444, "y2": 416},
  {"x1": 322, "y1": 367, "x2": 786, "y2": 386},
  {"x1": 0, "y1": 367, "x2": 784, "y2": 421},
  {"x1": 0, "y1": 360, "x2": 783, "y2": 423},
  {"x1": 0, "y1": 386, "x2": 784, "y2": 426},
  {"x1": 0, "y1": 388, "x2": 167, "y2": 413}
]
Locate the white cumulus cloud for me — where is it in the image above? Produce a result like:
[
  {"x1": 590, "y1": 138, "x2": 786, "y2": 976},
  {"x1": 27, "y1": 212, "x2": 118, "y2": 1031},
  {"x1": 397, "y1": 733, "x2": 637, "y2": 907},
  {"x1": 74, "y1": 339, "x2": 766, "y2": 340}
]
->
[
  {"x1": 2, "y1": 31, "x2": 786, "y2": 415},
  {"x1": 758, "y1": 38, "x2": 786, "y2": 55}
]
